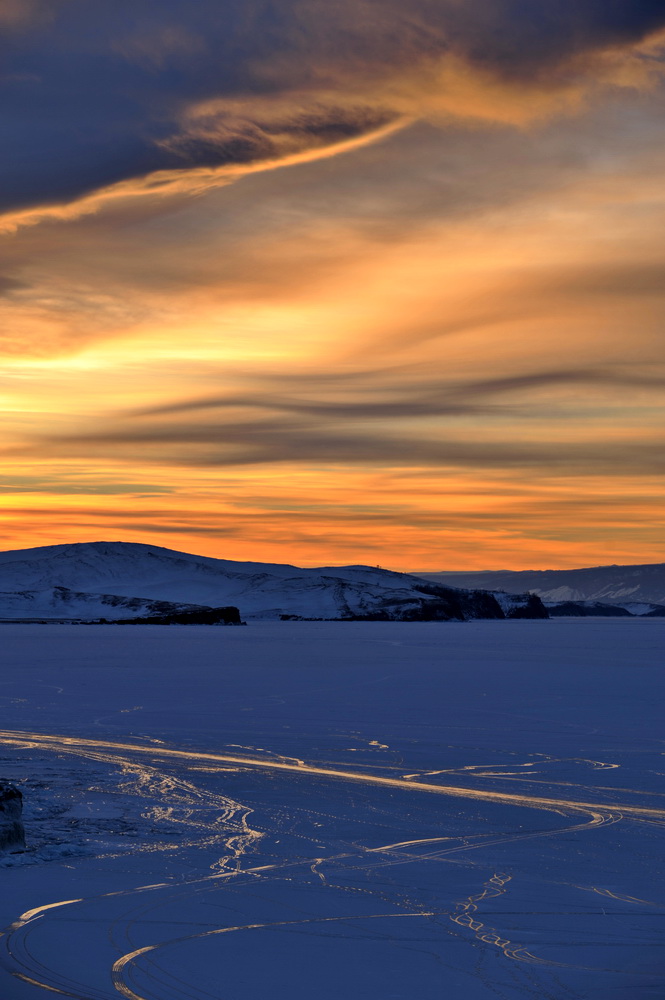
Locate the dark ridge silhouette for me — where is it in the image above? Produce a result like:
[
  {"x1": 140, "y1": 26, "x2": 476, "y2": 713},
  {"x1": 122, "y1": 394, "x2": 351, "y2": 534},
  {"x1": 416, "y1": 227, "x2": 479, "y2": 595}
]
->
[
  {"x1": 546, "y1": 601, "x2": 632, "y2": 618},
  {"x1": 108, "y1": 607, "x2": 243, "y2": 626}
]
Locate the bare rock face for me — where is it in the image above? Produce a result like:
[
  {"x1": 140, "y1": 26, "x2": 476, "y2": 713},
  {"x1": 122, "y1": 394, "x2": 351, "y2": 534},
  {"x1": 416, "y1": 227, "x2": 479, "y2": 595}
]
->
[
  {"x1": 0, "y1": 781, "x2": 25, "y2": 851},
  {"x1": 110, "y1": 605, "x2": 243, "y2": 625},
  {"x1": 492, "y1": 592, "x2": 550, "y2": 619}
]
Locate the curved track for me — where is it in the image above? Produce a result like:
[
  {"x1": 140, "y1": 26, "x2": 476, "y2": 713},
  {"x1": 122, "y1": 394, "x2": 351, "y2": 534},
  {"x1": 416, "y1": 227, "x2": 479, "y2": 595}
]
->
[{"x1": 1, "y1": 728, "x2": 664, "y2": 1000}]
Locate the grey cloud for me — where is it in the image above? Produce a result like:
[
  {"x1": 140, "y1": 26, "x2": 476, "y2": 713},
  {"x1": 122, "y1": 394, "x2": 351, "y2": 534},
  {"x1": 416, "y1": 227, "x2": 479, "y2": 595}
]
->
[
  {"x1": 24, "y1": 364, "x2": 665, "y2": 476},
  {"x1": 2, "y1": 493, "x2": 660, "y2": 536},
  {"x1": 0, "y1": 274, "x2": 24, "y2": 295},
  {"x1": 134, "y1": 366, "x2": 665, "y2": 421},
  {"x1": 374, "y1": 261, "x2": 665, "y2": 355},
  {"x1": 442, "y1": 0, "x2": 665, "y2": 77},
  {"x1": 0, "y1": 0, "x2": 55, "y2": 29},
  {"x1": 32, "y1": 425, "x2": 665, "y2": 476},
  {"x1": 4, "y1": 98, "x2": 665, "y2": 362},
  {"x1": 2, "y1": 0, "x2": 665, "y2": 215},
  {"x1": 541, "y1": 263, "x2": 665, "y2": 298},
  {"x1": 0, "y1": 473, "x2": 170, "y2": 495}
]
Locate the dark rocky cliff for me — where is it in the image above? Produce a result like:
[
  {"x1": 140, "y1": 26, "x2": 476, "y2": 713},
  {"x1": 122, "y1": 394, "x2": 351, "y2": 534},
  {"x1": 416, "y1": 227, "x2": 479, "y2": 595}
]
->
[
  {"x1": 0, "y1": 781, "x2": 25, "y2": 851},
  {"x1": 109, "y1": 606, "x2": 243, "y2": 625}
]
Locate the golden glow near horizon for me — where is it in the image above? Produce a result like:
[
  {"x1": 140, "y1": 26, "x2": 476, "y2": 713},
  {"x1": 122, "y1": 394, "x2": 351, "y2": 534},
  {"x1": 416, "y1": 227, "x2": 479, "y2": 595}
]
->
[{"x1": 1, "y1": 9, "x2": 665, "y2": 569}]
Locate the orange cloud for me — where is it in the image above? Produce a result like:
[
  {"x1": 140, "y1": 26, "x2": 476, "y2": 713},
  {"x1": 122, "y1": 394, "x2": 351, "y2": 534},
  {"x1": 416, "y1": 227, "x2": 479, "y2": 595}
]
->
[
  {"x1": 2, "y1": 14, "x2": 663, "y2": 234},
  {"x1": 1, "y1": 463, "x2": 663, "y2": 570},
  {"x1": 0, "y1": 118, "x2": 410, "y2": 235},
  {"x1": 2, "y1": 27, "x2": 665, "y2": 570}
]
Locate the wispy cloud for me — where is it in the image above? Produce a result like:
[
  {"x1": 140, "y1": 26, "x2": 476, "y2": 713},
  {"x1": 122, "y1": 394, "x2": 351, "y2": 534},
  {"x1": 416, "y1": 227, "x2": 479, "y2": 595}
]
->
[
  {"x1": 1, "y1": 1, "x2": 664, "y2": 229},
  {"x1": 134, "y1": 366, "x2": 665, "y2": 420},
  {"x1": 0, "y1": 118, "x2": 408, "y2": 234},
  {"x1": 12, "y1": 364, "x2": 660, "y2": 478},
  {"x1": 3, "y1": 2, "x2": 665, "y2": 569}
]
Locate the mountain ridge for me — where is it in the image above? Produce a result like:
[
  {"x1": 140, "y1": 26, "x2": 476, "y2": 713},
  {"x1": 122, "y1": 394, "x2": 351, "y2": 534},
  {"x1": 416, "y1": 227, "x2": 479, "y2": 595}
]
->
[{"x1": 0, "y1": 541, "x2": 546, "y2": 622}]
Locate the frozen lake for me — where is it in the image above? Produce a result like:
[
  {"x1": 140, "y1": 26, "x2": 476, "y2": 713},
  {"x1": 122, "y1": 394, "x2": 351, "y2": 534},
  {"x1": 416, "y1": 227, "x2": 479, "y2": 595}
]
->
[{"x1": 0, "y1": 620, "x2": 663, "y2": 999}]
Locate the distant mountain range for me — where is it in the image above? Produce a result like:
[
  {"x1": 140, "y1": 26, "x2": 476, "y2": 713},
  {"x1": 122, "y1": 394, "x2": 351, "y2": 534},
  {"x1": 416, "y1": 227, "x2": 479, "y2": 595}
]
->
[
  {"x1": 0, "y1": 541, "x2": 545, "y2": 622},
  {"x1": 419, "y1": 563, "x2": 665, "y2": 608},
  {"x1": 1, "y1": 543, "x2": 662, "y2": 622}
]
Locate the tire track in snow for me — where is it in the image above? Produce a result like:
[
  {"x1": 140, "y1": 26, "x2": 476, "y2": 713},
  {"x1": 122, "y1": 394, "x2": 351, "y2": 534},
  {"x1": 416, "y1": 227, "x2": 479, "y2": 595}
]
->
[
  {"x1": 1, "y1": 730, "x2": 662, "y2": 821},
  {"x1": 0, "y1": 729, "x2": 662, "y2": 1000}
]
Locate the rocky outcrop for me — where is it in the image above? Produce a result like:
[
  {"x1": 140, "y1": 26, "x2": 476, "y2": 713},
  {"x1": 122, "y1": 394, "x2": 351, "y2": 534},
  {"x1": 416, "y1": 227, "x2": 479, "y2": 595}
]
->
[
  {"x1": 405, "y1": 585, "x2": 505, "y2": 621},
  {"x1": 281, "y1": 585, "x2": 549, "y2": 622},
  {"x1": 109, "y1": 606, "x2": 243, "y2": 625},
  {"x1": 493, "y1": 592, "x2": 550, "y2": 619},
  {"x1": 339, "y1": 585, "x2": 548, "y2": 622},
  {"x1": 0, "y1": 781, "x2": 25, "y2": 851}
]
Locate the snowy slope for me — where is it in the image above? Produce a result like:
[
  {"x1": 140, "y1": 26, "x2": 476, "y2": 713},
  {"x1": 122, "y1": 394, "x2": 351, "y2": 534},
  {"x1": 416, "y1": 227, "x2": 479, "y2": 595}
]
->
[
  {"x1": 614, "y1": 601, "x2": 665, "y2": 616},
  {"x1": 0, "y1": 586, "x2": 209, "y2": 621},
  {"x1": 0, "y1": 541, "x2": 542, "y2": 621},
  {"x1": 420, "y1": 562, "x2": 665, "y2": 604}
]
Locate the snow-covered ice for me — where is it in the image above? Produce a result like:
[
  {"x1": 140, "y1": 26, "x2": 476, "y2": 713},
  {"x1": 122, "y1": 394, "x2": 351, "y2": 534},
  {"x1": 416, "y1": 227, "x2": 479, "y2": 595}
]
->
[{"x1": 0, "y1": 619, "x2": 663, "y2": 999}]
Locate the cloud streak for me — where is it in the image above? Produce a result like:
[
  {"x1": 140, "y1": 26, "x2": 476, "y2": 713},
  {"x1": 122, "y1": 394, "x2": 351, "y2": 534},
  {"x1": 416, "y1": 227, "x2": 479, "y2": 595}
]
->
[
  {"x1": 134, "y1": 366, "x2": 665, "y2": 420},
  {"x1": 16, "y1": 364, "x2": 663, "y2": 477},
  {"x1": 0, "y1": 118, "x2": 409, "y2": 234}
]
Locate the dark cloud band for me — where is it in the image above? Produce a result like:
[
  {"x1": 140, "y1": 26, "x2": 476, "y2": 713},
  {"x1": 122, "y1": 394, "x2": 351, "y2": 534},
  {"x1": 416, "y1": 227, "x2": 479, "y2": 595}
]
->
[
  {"x1": 2, "y1": 0, "x2": 664, "y2": 215},
  {"x1": 19, "y1": 364, "x2": 665, "y2": 476}
]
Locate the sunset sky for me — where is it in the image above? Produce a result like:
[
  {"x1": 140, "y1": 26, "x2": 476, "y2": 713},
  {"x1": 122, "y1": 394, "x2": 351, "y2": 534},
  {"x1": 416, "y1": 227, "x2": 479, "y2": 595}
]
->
[{"x1": 2, "y1": 0, "x2": 665, "y2": 570}]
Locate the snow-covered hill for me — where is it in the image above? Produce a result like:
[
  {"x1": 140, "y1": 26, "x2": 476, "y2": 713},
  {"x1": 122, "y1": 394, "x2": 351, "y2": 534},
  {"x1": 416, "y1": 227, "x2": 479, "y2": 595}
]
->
[
  {"x1": 0, "y1": 541, "x2": 545, "y2": 622},
  {"x1": 0, "y1": 586, "x2": 209, "y2": 621},
  {"x1": 420, "y1": 562, "x2": 665, "y2": 605}
]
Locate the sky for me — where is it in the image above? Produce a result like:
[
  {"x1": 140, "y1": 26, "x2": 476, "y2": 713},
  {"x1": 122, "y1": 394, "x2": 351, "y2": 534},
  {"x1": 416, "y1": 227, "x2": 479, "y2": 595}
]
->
[{"x1": 1, "y1": 0, "x2": 665, "y2": 571}]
